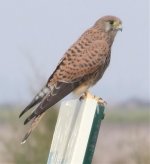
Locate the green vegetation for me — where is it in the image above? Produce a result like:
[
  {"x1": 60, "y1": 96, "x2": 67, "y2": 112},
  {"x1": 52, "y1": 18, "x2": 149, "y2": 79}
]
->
[
  {"x1": 0, "y1": 107, "x2": 58, "y2": 164},
  {"x1": 105, "y1": 107, "x2": 150, "y2": 124},
  {"x1": 0, "y1": 106, "x2": 149, "y2": 163}
]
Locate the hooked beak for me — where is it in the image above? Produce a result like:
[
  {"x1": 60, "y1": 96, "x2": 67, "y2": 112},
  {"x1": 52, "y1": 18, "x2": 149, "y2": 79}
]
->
[{"x1": 117, "y1": 24, "x2": 123, "y2": 32}]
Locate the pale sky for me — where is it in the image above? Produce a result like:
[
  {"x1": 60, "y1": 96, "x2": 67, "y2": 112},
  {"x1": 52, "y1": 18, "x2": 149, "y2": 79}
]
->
[{"x1": 0, "y1": 0, "x2": 149, "y2": 104}]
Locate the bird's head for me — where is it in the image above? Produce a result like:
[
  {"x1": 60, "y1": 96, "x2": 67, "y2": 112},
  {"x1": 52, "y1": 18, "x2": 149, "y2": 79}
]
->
[{"x1": 95, "y1": 15, "x2": 122, "y2": 33}]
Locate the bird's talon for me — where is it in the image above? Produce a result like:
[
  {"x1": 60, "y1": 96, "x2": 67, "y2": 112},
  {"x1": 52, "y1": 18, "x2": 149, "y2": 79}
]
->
[
  {"x1": 79, "y1": 93, "x2": 87, "y2": 101},
  {"x1": 79, "y1": 92, "x2": 107, "y2": 106},
  {"x1": 97, "y1": 98, "x2": 107, "y2": 106}
]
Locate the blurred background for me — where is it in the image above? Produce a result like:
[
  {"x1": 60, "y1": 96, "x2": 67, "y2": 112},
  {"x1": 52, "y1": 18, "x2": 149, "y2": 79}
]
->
[{"x1": 0, "y1": 0, "x2": 149, "y2": 163}]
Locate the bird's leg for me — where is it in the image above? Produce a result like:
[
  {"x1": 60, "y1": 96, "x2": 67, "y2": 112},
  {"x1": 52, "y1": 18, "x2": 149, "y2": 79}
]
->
[
  {"x1": 79, "y1": 91, "x2": 94, "y2": 100},
  {"x1": 79, "y1": 91, "x2": 107, "y2": 106},
  {"x1": 79, "y1": 92, "x2": 87, "y2": 100}
]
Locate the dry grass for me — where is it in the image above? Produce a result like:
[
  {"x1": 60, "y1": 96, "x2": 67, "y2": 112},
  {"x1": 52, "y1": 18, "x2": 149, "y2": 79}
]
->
[
  {"x1": 93, "y1": 106, "x2": 150, "y2": 164},
  {"x1": 0, "y1": 106, "x2": 149, "y2": 164},
  {"x1": 93, "y1": 123, "x2": 150, "y2": 164}
]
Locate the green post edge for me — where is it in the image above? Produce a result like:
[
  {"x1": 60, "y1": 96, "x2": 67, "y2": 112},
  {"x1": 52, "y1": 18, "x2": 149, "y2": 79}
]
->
[{"x1": 83, "y1": 104, "x2": 105, "y2": 164}]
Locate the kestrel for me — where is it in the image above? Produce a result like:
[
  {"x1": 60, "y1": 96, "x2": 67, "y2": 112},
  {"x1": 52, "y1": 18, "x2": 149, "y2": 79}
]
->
[{"x1": 20, "y1": 15, "x2": 122, "y2": 143}]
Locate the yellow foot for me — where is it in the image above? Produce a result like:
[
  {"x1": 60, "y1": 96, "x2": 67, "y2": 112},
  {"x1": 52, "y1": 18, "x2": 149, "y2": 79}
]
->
[{"x1": 79, "y1": 92, "x2": 107, "y2": 106}]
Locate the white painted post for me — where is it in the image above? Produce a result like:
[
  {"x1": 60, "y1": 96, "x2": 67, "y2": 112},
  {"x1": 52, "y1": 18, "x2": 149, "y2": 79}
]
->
[{"x1": 47, "y1": 98, "x2": 105, "y2": 164}]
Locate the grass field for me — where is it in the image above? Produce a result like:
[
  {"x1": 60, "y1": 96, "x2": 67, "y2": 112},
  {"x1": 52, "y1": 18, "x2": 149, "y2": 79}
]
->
[{"x1": 0, "y1": 105, "x2": 149, "y2": 164}]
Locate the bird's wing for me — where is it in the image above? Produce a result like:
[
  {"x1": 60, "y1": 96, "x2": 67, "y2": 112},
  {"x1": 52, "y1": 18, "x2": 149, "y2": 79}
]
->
[
  {"x1": 23, "y1": 82, "x2": 79, "y2": 124},
  {"x1": 19, "y1": 85, "x2": 50, "y2": 118},
  {"x1": 23, "y1": 39, "x2": 109, "y2": 124},
  {"x1": 19, "y1": 54, "x2": 71, "y2": 118},
  {"x1": 49, "y1": 40, "x2": 109, "y2": 84}
]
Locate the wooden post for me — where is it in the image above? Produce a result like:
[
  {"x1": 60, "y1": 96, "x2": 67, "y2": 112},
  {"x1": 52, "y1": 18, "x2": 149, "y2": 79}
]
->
[{"x1": 47, "y1": 98, "x2": 105, "y2": 164}]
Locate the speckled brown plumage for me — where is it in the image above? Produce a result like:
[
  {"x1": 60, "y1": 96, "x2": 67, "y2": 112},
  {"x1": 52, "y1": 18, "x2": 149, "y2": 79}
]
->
[{"x1": 19, "y1": 15, "x2": 122, "y2": 143}]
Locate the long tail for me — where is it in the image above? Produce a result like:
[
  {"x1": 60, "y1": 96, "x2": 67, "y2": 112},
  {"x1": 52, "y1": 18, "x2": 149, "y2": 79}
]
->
[
  {"x1": 20, "y1": 81, "x2": 80, "y2": 143},
  {"x1": 19, "y1": 86, "x2": 50, "y2": 118},
  {"x1": 23, "y1": 82, "x2": 79, "y2": 125},
  {"x1": 21, "y1": 113, "x2": 45, "y2": 144}
]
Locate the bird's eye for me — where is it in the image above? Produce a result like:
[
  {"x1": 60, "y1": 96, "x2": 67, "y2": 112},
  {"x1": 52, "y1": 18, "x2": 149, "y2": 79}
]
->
[{"x1": 109, "y1": 21, "x2": 114, "y2": 25}]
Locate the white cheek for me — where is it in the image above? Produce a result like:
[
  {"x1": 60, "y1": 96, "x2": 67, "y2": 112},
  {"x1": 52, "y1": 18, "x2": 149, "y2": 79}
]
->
[{"x1": 105, "y1": 23, "x2": 111, "y2": 32}]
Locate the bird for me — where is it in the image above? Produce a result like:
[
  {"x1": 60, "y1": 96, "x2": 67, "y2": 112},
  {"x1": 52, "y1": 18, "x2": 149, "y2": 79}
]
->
[{"x1": 19, "y1": 15, "x2": 122, "y2": 143}]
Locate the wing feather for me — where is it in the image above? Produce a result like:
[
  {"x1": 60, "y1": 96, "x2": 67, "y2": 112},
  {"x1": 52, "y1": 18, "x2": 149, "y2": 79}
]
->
[
  {"x1": 48, "y1": 40, "x2": 109, "y2": 84},
  {"x1": 24, "y1": 81, "x2": 79, "y2": 124},
  {"x1": 19, "y1": 86, "x2": 50, "y2": 117},
  {"x1": 21, "y1": 30, "x2": 109, "y2": 125}
]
